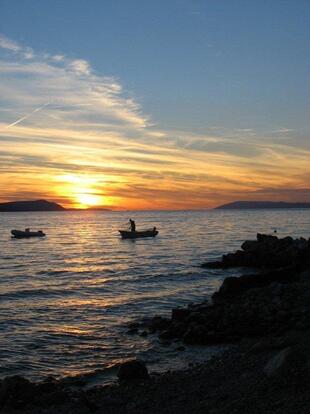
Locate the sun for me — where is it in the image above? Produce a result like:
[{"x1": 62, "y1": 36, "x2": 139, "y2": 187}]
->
[{"x1": 76, "y1": 193, "x2": 102, "y2": 208}]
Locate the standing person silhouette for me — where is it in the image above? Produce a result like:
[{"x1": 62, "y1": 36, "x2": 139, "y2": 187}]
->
[{"x1": 129, "y1": 219, "x2": 136, "y2": 232}]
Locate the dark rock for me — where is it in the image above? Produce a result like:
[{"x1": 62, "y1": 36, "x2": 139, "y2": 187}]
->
[
  {"x1": 213, "y1": 267, "x2": 296, "y2": 301},
  {"x1": 147, "y1": 316, "x2": 170, "y2": 332},
  {"x1": 159, "y1": 329, "x2": 175, "y2": 340},
  {"x1": 256, "y1": 233, "x2": 278, "y2": 243},
  {"x1": 299, "y1": 268, "x2": 310, "y2": 282},
  {"x1": 263, "y1": 346, "x2": 309, "y2": 383},
  {"x1": 171, "y1": 308, "x2": 191, "y2": 322},
  {"x1": 201, "y1": 260, "x2": 224, "y2": 269},
  {"x1": 264, "y1": 347, "x2": 292, "y2": 377},
  {"x1": 117, "y1": 360, "x2": 149, "y2": 382},
  {"x1": 241, "y1": 240, "x2": 258, "y2": 251},
  {"x1": 0, "y1": 375, "x2": 35, "y2": 408},
  {"x1": 202, "y1": 233, "x2": 310, "y2": 271}
]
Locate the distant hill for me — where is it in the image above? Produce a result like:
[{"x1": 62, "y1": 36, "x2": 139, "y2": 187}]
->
[
  {"x1": 215, "y1": 201, "x2": 310, "y2": 210},
  {"x1": 0, "y1": 199, "x2": 65, "y2": 212}
]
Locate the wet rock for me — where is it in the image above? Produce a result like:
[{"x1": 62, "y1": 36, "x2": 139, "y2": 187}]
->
[{"x1": 117, "y1": 360, "x2": 149, "y2": 382}]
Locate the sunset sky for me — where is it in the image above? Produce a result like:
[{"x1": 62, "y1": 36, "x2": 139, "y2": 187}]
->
[{"x1": 0, "y1": 0, "x2": 309, "y2": 209}]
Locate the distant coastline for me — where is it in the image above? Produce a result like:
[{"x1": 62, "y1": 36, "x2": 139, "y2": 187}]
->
[
  {"x1": 2, "y1": 199, "x2": 310, "y2": 212},
  {"x1": 215, "y1": 200, "x2": 310, "y2": 210},
  {"x1": 0, "y1": 199, "x2": 111, "y2": 212}
]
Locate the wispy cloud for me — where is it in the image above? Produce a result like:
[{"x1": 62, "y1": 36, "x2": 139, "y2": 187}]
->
[{"x1": 0, "y1": 34, "x2": 21, "y2": 52}]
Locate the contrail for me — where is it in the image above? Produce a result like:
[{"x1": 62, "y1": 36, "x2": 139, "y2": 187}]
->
[{"x1": 5, "y1": 102, "x2": 50, "y2": 129}]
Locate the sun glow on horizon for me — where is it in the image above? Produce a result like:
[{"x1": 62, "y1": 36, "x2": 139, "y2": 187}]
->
[
  {"x1": 75, "y1": 193, "x2": 103, "y2": 208},
  {"x1": 55, "y1": 174, "x2": 107, "y2": 209}
]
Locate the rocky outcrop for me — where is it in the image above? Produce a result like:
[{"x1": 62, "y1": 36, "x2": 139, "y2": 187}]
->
[
  {"x1": 202, "y1": 234, "x2": 310, "y2": 270},
  {"x1": 137, "y1": 235, "x2": 310, "y2": 347}
]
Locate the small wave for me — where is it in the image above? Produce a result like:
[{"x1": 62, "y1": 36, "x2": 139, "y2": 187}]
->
[
  {"x1": 0, "y1": 287, "x2": 74, "y2": 301},
  {"x1": 36, "y1": 270, "x2": 70, "y2": 276}
]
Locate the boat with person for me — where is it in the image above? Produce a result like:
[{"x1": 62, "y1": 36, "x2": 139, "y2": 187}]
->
[
  {"x1": 119, "y1": 228, "x2": 158, "y2": 239},
  {"x1": 11, "y1": 229, "x2": 46, "y2": 238}
]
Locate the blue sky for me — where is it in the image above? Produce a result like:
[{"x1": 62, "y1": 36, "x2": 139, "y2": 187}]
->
[
  {"x1": 1, "y1": 0, "x2": 309, "y2": 132},
  {"x1": 0, "y1": 1, "x2": 309, "y2": 208}
]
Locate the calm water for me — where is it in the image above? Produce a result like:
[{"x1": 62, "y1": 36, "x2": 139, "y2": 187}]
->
[{"x1": 0, "y1": 209, "x2": 309, "y2": 385}]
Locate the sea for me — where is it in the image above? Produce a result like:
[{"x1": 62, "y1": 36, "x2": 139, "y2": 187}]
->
[{"x1": 0, "y1": 209, "x2": 309, "y2": 386}]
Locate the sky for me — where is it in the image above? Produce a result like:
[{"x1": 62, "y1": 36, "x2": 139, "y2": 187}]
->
[{"x1": 0, "y1": 0, "x2": 309, "y2": 209}]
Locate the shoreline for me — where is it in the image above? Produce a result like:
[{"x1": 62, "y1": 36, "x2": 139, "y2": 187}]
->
[{"x1": 1, "y1": 233, "x2": 310, "y2": 413}]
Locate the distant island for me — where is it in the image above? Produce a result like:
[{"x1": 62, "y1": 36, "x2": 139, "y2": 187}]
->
[
  {"x1": 215, "y1": 201, "x2": 310, "y2": 210},
  {"x1": 0, "y1": 199, "x2": 112, "y2": 212},
  {"x1": 0, "y1": 199, "x2": 65, "y2": 212}
]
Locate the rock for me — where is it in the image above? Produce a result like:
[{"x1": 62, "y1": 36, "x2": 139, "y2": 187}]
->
[
  {"x1": 257, "y1": 233, "x2": 278, "y2": 243},
  {"x1": 159, "y1": 329, "x2": 175, "y2": 340},
  {"x1": 117, "y1": 360, "x2": 149, "y2": 382},
  {"x1": 202, "y1": 234, "x2": 310, "y2": 271},
  {"x1": 213, "y1": 267, "x2": 296, "y2": 301},
  {"x1": 0, "y1": 375, "x2": 36, "y2": 408},
  {"x1": 201, "y1": 260, "x2": 223, "y2": 269},
  {"x1": 241, "y1": 240, "x2": 258, "y2": 251},
  {"x1": 147, "y1": 316, "x2": 170, "y2": 332},
  {"x1": 263, "y1": 346, "x2": 308, "y2": 382},
  {"x1": 264, "y1": 347, "x2": 292, "y2": 377},
  {"x1": 299, "y1": 268, "x2": 310, "y2": 282},
  {"x1": 250, "y1": 336, "x2": 297, "y2": 353},
  {"x1": 171, "y1": 308, "x2": 191, "y2": 322}
]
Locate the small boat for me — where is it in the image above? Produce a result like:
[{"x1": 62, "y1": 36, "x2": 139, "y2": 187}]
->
[
  {"x1": 11, "y1": 229, "x2": 46, "y2": 238},
  {"x1": 119, "y1": 228, "x2": 158, "y2": 239}
]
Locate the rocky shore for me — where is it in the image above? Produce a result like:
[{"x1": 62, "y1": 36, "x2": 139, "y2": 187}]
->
[{"x1": 1, "y1": 233, "x2": 310, "y2": 414}]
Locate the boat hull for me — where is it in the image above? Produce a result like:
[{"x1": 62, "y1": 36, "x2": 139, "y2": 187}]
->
[
  {"x1": 119, "y1": 230, "x2": 158, "y2": 239},
  {"x1": 11, "y1": 230, "x2": 46, "y2": 238}
]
